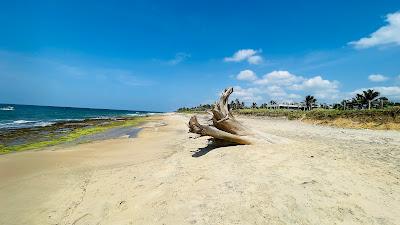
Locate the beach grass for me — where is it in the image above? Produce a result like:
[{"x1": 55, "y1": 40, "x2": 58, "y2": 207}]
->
[
  {"x1": 0, "y1": 117, "x2": 147, "y2": 154},
  {"x1": 233, "y1": 107, "x2": 400, "y2": 130}
]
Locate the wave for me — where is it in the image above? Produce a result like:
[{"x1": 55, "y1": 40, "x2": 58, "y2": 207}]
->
[
  {"x1": 0, "y1": 106, "x2": 14, "y2": 111},
  {"x1": 126, "y1": 113, "x2": 142, "y2": 116},
  {"x1": 35, "y1": 121, "x2": 56, "y2": 127},
  {"x1": 0, "y1": 108, "x2": 160, "y2": 130},
  {"x1": 126, "y1": 112, "x2": 159, "y2": 117},
  {"x1": 13, "y1": 120, "x2": 35, "y2": 124},
  {"x1": 0, "y1": 120, "x2": 55, "y2": 129},
  {"x1": 145, "y1": 112, "x2": 159, "y2": 116}
]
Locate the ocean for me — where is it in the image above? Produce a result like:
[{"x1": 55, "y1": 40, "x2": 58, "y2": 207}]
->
[{"x1": 0, "y1": 104, "x2": 157, "y2": 130}]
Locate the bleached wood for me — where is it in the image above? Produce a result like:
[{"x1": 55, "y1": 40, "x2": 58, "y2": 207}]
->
[{"x1": 188, "y1": 87, "x2": 258, "y2": 145}]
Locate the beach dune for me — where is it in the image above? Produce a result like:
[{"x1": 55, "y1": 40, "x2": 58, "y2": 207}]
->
[{"x1": 1, "y1": 114, "x2": 399, "y2": 225}]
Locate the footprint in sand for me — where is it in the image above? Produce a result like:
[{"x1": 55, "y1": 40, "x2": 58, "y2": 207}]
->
[{"x1": 118, "y1": 200, "x2": 128, "y2": 211}]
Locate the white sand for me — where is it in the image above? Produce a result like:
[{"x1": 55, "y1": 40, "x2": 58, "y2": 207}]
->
[{"x1": 0, "y1": 114, "x2": 399, "y2": 225}]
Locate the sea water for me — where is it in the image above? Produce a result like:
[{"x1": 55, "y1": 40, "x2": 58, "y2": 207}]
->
[{"x1": 0, "y1": 104, "x2": 157, "y2": 130}]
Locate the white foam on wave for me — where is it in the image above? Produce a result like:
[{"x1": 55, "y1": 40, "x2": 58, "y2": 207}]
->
[
  {"x1": 126, "y1": 112, "x2": 159, "y2": 117},
  {"x1": 13, "y1": 120, "x2": 35, "y2": 124},
  {"x1": 0, "y1": 120, "x2": 55, "y2": 129},
  {"x1": 126, "y1": 113, "x2": 142, "y2": 116},
  {"x1": 0, "y1": 106, "x2": 15, "y2": 111},
  {"x1": 35, "y1": 121, "x2": 55, "y2": 127},
  {"x1": 145, "y1": 112, "x2": 159, "y2": 116}
]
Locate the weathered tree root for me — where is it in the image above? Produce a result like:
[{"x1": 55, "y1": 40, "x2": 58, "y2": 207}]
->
[
  {"x1": 188, "y1": 87, "x2": 272, "y2": 145},
  {"x1": 189, "y1": 116, "x2": 253, "y2": 144}
]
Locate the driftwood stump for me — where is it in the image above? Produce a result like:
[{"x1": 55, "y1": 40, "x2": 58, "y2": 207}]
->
[{"x1": 188, "y1": 87, "x2": 270, "y2": 145}]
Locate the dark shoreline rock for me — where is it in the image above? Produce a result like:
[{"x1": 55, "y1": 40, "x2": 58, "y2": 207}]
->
[{"x1": 0, "y1": 117, "x2": 137, "y2": 147}]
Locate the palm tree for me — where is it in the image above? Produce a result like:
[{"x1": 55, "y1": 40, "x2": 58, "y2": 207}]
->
[
  {"x1": 362, "y1": 89, "x2": 380, "y2": 109},
  {"x1": 269, "y1": 100, "x2": 278, "y2": 109},
  {"x1": 333, "y1": 103, "x2": 342, "y2": 110},
  {"x1": 234, "y1": 98, "x2": 241, "y2": 109},
  {"x1": 378, "y1": 96, "x2": 388, "y2": 109},
  {"x1": 355, "y1": 94, "x2": 366, "y2": 103},
  {"x1": 305, "y1": 95, "x2": 317, "y2": 110},
  {"x1": 349, "y1": 94, "x2": 364, "y2": 109},
  {"x1": 229, "y1": 100, "x2": 236, "y2": 110}
]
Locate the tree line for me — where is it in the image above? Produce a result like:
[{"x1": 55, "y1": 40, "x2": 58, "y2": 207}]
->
[{"x1": 177, "y1": 89, "x2": 399, "y2": 112}]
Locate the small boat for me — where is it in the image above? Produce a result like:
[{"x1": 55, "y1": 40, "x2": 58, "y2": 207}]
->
[{"x1": 0, "y1": 106, "x2": 14, "y2": 111}]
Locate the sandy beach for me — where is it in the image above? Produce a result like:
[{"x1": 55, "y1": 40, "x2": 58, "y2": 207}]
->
[{"x1": 1, "y1": 114, "x2": 400, "y2": 225}]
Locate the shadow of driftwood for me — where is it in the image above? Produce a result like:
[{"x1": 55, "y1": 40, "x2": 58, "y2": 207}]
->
[{"x1": 191, "y1": 139, "x2": 239, "y2": 158}]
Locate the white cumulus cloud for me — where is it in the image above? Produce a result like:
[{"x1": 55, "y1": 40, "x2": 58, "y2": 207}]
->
[
  {"x1": 368, "y1": 74, "x2": 388, "y2": 82},
  {"x1": 291, "y1": 76, "x2": 339, "y2": 90},
  {"x1": 350, "y1": 12, "x2": 400, "y2": 49},
  {"x1": 267, "y1": 85, "x2": 287, "y2": 97},
  {"x1": 254, "y1": 70, "x2": 304, "y2": 86},
  {"x1": 235, "y1": 69, "x2": 340, "y2": 102},
  {"x1": 247, "y1": 55, "x2": 263, "y2": 65},
  {"x1": 290, "y1": 76, "x2": 340, "y2": 99},
  {"x1": 224, "y1": 49, "x2": 263, "y2": 65},
  {"x1": 236, "y1": 69, "x2": 257, "y2": 81},
  {"x1": 231, "y1": 86, "x2": 263, "y2": 103}
]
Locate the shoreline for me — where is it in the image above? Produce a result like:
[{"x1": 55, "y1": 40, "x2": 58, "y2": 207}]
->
[
  {"x1": 0, "y1": 115, "x2": 156, "y2": 154},
  {"x1": 0, "y1": 116, "x2": 167, "y2": 183},
  {"x1": 2, "y1": 109, "x2": 398, "y2": 155}
]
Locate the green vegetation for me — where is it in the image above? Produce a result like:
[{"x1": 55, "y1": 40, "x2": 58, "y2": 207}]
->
[
  {"x1": 234, "y1": 108, "x2": 304, "y2": 119},
  {"x1": 305, "y1": 95, "x2": 317, "y2": 110},
  {"x1": 177, "y1": 103, "x2": 213, "y2": 112},
  {"x1": 235, "y1": 107, "x2": 399, "y2": 120},
  {"x1": 178, "y1": 88, "x2": 400, "y2": 112},
  {"x1": 0, "y1": 117, "x2": 146, "y2": 154},
  {"x1": 234, "y1": 107, "x2": 400, "y2": 130},
  {"x1": 344, "y1": 89, "x2": 387, "y2": 110},
  {"x1": 177, "y1": 88, "x2": 400, "y2": 129}
]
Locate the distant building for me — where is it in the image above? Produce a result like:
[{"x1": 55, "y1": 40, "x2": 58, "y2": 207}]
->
[{"x1": 265, "y1": 103, "x2": 307, "y2": 110}]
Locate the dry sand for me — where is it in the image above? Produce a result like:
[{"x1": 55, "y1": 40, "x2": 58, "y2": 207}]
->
[{"x1": 0, "y1": 114, "x2": 399, "y2": 225}]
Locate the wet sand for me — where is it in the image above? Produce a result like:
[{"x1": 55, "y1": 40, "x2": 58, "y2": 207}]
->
[{"x1": 1, "y1": 114, "x2": 399, "y2": 225}]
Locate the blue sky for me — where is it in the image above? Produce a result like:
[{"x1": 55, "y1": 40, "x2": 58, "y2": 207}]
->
[{"x1": 1, "y1": 0, "x2": 400, "y2": 111}]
